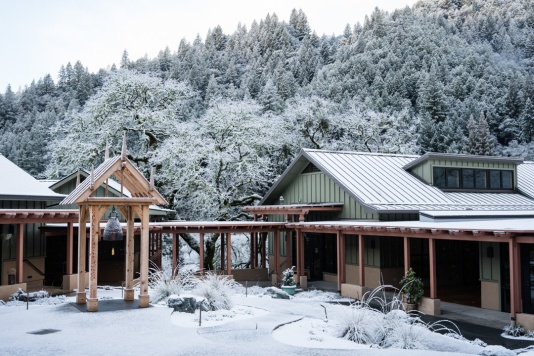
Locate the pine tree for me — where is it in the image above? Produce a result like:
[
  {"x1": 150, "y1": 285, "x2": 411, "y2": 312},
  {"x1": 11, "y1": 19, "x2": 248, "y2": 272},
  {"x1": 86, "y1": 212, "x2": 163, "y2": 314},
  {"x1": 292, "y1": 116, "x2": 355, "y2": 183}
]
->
[
  {"x1": 259, "y1": 78, "x2": 283, "y2": 114},
  {"x1": 467, "y1": 112, "x2": 494, "y2": 155},
  {"x1": 520, "y1": 98, "x2": 534, "y2": 142}
]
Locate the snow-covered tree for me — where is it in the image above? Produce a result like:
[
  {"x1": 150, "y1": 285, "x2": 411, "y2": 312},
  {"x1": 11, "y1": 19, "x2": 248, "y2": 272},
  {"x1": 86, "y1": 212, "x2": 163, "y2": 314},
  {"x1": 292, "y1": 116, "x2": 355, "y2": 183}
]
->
[{"x1": 46, "y1": 69, "x2": 193, "y2": 178}]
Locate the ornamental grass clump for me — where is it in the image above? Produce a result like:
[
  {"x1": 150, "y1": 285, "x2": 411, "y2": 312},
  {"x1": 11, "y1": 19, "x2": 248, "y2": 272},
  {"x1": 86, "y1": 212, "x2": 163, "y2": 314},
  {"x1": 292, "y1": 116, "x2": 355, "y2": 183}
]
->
[
  {"x1": 194, "y1": 272, "x2": 238, "y2": 311},
  {"x1": 149, "y1": 264, "x2": 197, "y2": 304},
  {"x1": 335, "y1": 284, "x2": 463, "y2": 350}
]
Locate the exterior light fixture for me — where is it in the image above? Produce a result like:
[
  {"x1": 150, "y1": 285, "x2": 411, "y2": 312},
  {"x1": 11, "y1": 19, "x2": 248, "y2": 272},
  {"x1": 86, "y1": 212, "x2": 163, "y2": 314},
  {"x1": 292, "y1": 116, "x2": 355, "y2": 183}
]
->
[
  {"x1": 103, "y1": 206, "x2": 123, "y2": 241},
  {"x1": 2, "y1": 225, "x2": 15, "y2": 241},
  {"x1": 279, "y1": 196, "x2": 284, "y2": 205}
]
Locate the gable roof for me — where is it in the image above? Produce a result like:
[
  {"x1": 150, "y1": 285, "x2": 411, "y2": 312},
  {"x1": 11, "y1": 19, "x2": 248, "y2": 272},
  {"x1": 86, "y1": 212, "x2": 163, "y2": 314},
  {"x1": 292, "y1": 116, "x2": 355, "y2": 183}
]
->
[
  {"x1": 50, "y1": 169, "x2": 130, "y2": 198},
  {"x1": 0, "y1": 154, "x2": 65, "y2": 201},
  {"x1": 261, "y1": 149, "x2": 534, "y2": 213},
  {"x1": 61, "y1": 156, "x2": 167, "y2": 205}
]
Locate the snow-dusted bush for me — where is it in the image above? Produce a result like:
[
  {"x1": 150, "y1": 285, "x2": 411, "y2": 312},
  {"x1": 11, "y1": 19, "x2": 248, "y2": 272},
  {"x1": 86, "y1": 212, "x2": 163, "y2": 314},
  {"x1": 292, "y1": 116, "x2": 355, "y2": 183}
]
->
[
  {"x1": 334, "y1": 285, "x2": 463, "y2": 350},
  {"x1": 9, "y1": 288, "x2": 49, "y2": 302},
  {"x1": 337, "y1": 305, "x2": 384, "y2": 344},
  {"x1": 503, "y1": 324, "x2": 525, "y2": 337},
  {"x1": 281, "y1": 267, "x2": 295, "y2": 286},
  {"x1": 194, "y1": 272, "x2": 238, "y2": 311},
  {"x1": 149, "y1": 264, "x2": 197, "y2": 303}
]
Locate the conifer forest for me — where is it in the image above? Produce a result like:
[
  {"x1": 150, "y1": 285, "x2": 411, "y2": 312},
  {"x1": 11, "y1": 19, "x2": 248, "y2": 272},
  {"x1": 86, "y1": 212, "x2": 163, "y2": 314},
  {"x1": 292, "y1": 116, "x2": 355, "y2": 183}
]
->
[{"x1": 1, "y1": 0, "x2": 534, "y2": 224}]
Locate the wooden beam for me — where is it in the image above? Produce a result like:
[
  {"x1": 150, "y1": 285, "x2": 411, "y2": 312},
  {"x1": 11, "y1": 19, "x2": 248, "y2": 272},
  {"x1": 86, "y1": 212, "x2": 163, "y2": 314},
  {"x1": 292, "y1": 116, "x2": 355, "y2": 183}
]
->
[
  {"x1": 124, "y1": 206, "x2": 135, "y2": 301},
  {"x1": 227, "y1": 232, "x2": 232, "y2": 276},
  {"x1": 172, "y1": 232, "x2": 178, "y2": 274},
  {"x1": 84, "y1": 197, "x2": 157, "y2": 205},
  {"x1": 77, "y1": 206, "x2": 87, "y2": 304},
  {"x1": 403, "y1": 236, "x2": 410, "y2": 275},
  {"x1": 336, "y1": 230, "x2": 342, "y2": 292},
  {"x1": 16, "y1": 224, "x2": 24, "y2": 284},
  {"x1": 429, "y1": 238, "x2": 437, "y2": 299},
  {"x1": 66, "y1": 222, "x2": 73, "y2": 275},
  {"x1": 139, "y1": 205, "x2": 150, "y2": 307},
  {"x1": 88, "y1": 205, "x2": 100, "y2": 312},
  {"x1": 199, "y1": 232, "x2": 204, "y2": 275},
  {"x1": 274, "y1": 230, "x2": 280, "y2": 284},
  {"x1": 358, "y1": 234, "x2": 364, "y2": 287}
]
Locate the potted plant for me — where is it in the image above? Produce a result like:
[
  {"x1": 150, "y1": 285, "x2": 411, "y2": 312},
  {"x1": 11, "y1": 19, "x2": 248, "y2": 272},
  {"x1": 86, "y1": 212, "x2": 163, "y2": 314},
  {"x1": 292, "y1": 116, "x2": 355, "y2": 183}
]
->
[
  {"x1": 399, "y1": 268, "x2": 424, "y2": 311},
  {"x1": 280, "y1": 266, "x2": 296, "y2": 296}
]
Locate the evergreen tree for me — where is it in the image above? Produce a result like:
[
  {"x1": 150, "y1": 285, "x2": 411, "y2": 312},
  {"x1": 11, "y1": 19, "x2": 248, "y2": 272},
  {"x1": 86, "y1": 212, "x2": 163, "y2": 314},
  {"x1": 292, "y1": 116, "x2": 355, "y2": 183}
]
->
[
  {"x1": 467, "y1": 112, "x2": 494, "y2": 156},
  {"x1": 520, "y1": 98, "x2": 534, "y2": 143}
]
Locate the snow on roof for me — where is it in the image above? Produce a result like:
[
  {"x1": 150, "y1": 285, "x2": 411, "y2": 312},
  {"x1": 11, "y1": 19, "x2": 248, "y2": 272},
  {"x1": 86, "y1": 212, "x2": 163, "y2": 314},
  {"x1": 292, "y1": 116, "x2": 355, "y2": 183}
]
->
[
  {"x1": 262, "y1": 149, "x2": 534, "y2": 213},
  {"x1": 294, "y1": 218, "x2": 534, "y2": 232},
  {"x1": 0, "y1": 154, "x2": 65, "y2": 201}
]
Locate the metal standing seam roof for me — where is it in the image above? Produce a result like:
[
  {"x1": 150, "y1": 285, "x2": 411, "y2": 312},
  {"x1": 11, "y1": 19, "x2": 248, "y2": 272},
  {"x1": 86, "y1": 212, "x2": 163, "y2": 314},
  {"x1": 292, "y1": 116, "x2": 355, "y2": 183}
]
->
[
  {"x1": 518, "y1": 161, "x2": 534, "y2": 199},
  {"x1": 304, "y1": 149, "x2": 452, "y2": 206},
  {"x1": 0, "y1": 154, "x2": 65, "y2": 201},
  {"x1": 261, "y1": 149, "x2": 534, "y2": 213}
]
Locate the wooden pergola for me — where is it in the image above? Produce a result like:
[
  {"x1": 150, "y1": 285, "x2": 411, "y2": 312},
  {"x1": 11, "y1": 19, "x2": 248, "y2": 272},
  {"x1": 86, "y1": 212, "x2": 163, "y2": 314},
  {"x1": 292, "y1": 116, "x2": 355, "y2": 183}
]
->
[{"x1": 61, "y1": 141, "x2": 167, "y2": 312}]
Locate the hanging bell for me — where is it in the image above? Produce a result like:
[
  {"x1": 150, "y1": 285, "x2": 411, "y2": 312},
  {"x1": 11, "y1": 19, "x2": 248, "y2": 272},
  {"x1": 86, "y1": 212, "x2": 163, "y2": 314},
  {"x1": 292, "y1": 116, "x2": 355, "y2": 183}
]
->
[{"x1": 103, "y1": 206, "x2": 123, "y2": 241}]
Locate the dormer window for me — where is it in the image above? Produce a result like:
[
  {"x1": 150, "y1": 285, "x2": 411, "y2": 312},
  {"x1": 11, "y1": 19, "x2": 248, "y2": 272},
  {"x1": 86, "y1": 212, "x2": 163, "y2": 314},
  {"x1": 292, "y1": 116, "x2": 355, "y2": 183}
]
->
[{"x1": 433, "y1": 167, "x2": 513, "y2": 191}]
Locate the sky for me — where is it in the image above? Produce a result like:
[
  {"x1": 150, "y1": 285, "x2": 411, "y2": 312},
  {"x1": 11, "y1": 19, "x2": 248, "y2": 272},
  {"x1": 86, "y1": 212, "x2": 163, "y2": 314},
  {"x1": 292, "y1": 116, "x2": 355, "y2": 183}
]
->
[{"x1": 0, "y1": 0, "x2": 417, "y2": 92}]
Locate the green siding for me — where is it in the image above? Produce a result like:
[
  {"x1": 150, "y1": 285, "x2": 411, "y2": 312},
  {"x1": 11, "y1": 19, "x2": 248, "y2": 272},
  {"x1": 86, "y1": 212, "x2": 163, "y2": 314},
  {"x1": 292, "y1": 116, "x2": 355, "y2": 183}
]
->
[
  {"x1": 480, "y1": 242, "x2": 500, "y2": 282},
  {"x1": 410, "y1": 159, "x2": 517, "y2": 186},
  {"x1": 278, "y1": 172, "x2": 377, "y2": 220},
  {"x1": 1, "y1": 200, "x2": 46, "y2": 260}
]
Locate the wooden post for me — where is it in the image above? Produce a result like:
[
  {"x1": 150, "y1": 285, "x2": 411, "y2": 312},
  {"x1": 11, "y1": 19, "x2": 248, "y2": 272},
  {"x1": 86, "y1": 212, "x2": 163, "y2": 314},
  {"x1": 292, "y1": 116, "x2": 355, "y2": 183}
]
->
[
  {"x1": 87, "y1": 205, "x2": 100, "y2": 312},
  {"x1": 16, "y1": 224, "x2": 24, "y2": 284},
  {"x1": 199, "y1": 232, "x2": 204, "y2": 274},
  {"x1": 403, "y1": 236, "x2": 410, "y2": 274},
  {"x1": 358, "y1": 234, "x2": 365, "y2": 286},
  {"x1": 285, "y1": 231, "x2": 291, "y2": 269},
  {"x1": 220, "y1": 233, "x2": 225, "y2": 272},
  {"x1": 336, "y1": 231, "x2": 343, "y2": 292},
  {"x1": 274, "y1": 230, "x2": 280, "y2": 284},
  {"x1": 509, "y1": 237, "x2": 521, "y2": 322},
  {"x1": 77, "y1": 206, "x2": 87, "y2": 304},
  {"x1": 261, "y1": 232, "x2": 267, "y2": 268},
  {"x1": 139, "y1": 205, "x2": 150, "y2": 308},
  {"x1": 172, "y1": 232, "x2": 178, "y2": 274},
  {"x1": 429, "y1": 238, "x2": 437, "y2": 299},
  {"x1": 66, "y1": 222, "x2": 74, "y2": 275},
  {"x1": 226, "y1": 232, "x2": 232, "y2": 276},
  {"x1": 250, "y1": 230, "x2": 256, "y2": 269},
  {"x1": 296, "y1": 229, "x2": 301, "y2": 277},
  {"x1": 124, "y1": 206, "x2": 135, "y2": 301}
]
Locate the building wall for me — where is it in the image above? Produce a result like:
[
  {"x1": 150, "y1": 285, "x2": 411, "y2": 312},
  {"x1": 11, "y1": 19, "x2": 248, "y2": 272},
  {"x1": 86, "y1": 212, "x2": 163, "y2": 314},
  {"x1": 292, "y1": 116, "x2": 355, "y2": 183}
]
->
[
  {"x1": 1, "y1": 200, "x2": 46, "y2": 261},
  {"x1": 409, "y1": 158, "x2": 517, "y2": 186},
  {"x1": 277, "y1": 171, "x2": 378, "y2": 220}
]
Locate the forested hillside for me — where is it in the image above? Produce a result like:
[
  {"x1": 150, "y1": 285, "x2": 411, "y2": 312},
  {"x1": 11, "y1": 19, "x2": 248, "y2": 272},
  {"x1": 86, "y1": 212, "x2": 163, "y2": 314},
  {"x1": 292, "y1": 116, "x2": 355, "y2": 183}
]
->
[{"x1": 1, "y1": 0, "x2": 533, "y2": 221}]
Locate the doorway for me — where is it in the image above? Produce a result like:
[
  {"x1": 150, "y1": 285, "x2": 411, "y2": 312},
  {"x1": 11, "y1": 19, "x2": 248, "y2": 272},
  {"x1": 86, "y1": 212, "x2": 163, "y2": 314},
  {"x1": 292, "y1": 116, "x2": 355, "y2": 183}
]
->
[
  {"x1": 521, "y1": 244, "x2": 534, "y2": 314},
  {"x1": 304, "y1": 233, "x2": 336, "y2": 281}
]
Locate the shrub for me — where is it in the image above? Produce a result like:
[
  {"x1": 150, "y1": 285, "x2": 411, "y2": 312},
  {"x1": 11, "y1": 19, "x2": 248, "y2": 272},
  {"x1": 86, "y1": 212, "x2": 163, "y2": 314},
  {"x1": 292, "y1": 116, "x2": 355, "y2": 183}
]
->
[
  {"x1": 149, "y1": 264, "x2": 197, "y2": 303},
  {"x1": 399, "y1": 268, "x2": 424, "y2": 304},
  {"x1": 281, "y1": 266, "x2": 295, "y2": 286},
  {"x1": 194, "y1": 272, "x2": 238, "y2": 311}
]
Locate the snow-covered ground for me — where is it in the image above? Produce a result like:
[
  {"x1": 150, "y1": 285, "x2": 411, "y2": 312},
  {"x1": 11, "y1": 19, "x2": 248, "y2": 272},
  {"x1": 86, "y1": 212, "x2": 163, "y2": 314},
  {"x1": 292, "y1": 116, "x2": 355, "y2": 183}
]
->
[{"x1": 0, "y1": 285, "x2": 532, "y2": 356}]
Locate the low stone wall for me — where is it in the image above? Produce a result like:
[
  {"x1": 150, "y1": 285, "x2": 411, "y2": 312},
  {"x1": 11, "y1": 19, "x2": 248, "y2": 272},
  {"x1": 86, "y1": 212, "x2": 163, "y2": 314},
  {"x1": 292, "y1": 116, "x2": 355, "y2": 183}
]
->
[
  {"x1": 0, "y1": 283, "x2": 27, "y2": 301},
  {"x1": 517, "y1": 313, "x2": 534, "y2": 331},
  {"x1": 340, "y1": 283, "x2": 370, "y2": 300},
  {"x1": 419, "y1": 297, "x2": 441, "y2": 316},
  {"x1": 481, "y1": 280, "x2": 499, "y2": 311}
]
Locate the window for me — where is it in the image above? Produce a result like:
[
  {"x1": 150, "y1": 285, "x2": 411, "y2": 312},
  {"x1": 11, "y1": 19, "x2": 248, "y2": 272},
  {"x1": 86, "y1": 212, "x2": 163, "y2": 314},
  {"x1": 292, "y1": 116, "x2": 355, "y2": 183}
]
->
[
  {"x1": 433, "y1": 167, "x2": 514, "y2": 191},
  {"x1": 345, "y1": 235, "x2": 358, "y2": 265}
]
